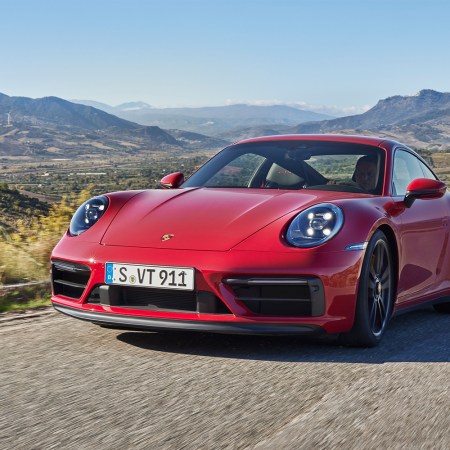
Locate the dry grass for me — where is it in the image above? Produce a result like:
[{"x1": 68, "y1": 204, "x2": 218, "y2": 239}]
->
[{"x1": 0, "y1": 240, "x2": 51, "y2": 284}]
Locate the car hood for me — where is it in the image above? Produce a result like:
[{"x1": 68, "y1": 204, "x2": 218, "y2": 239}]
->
[{"x1": 101, "y1": 188, "x2": 342, "y2": 251}]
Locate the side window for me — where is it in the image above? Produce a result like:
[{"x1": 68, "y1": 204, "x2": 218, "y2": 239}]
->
[
  {"x1": 392, "y1": 150, "x2": 424, "y2": 196},
  {"x1": 419, "y1": 161, "x2": 438, "y2": 180}
]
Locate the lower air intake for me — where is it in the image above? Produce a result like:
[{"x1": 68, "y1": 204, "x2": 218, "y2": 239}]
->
[
  {"x1": 52, "y1": 259, "x2": 91, "y2": 300},
  {"x1": 224, "y1": 277, "x2": 325, "y2": 317},
  {"x1": 87, "y1": 285, "x2": 232, "y2": 314}
]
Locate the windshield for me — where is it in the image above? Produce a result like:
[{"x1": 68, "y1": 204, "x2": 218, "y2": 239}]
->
[{"x1": 183, "y1": 140, "x2": 386, "y2": 195}]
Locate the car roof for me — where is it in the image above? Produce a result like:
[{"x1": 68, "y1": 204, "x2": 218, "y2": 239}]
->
[{"x1": 235, "y1": 134, "x2": 395, "y2": 147}]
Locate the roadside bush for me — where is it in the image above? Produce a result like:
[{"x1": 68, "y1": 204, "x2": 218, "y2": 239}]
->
[{"x1": 0, "y1": 187, "x2": 93, "y2": 284}]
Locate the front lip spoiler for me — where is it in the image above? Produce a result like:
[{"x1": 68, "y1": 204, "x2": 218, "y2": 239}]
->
[{"x1": 53, "y1": 304, "x2": 324, "y2": 335}]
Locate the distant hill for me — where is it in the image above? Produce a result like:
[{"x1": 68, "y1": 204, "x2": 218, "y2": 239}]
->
[
  {"x1": 3, "y1": 90, "x2": 450, "y2": 156},
  {"x1": 71, "y1": 100, "x2": 154, "y2": 114},
  {"x1": 116, "y1": 101, "x2": 153, "y2": 112},
  {"x1": 288, "y1": 90, "x2": 450, "y2": 148},
  {"x1": 0, "y1": 93, "x2": 138, "y2": 131},
  {"x1": 72, "y1": 100, "x2": 333, "y2": 135},
  {"x1": 0, "y1": 93, "x2": 229, "y2": 157},
  {"x1": 73, "y1": 90, "x2": 450, "y2": 148},
  {"x1": 167, "y1": 129, "x2": 232, "y2": 148},
  {"x1": 70, "y1": 99, "x2": 117, "y2": 114},
  {"x1": 216, "y1": 125, "x2": 290, "y2": 142}
]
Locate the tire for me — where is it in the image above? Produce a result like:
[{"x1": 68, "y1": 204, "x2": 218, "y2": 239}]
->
[
  {"x1": 433, "y1": 302, "x2": 450, "y2": 314},
  {"x1": 340, "y1": 230, "x2": 394, "y2": 347}
]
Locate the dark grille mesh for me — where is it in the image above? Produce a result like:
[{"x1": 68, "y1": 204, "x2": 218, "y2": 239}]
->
[
  {"x1": 227, "y1": 278, "x2": 324, "y2": 317},
  {"x1": 86, "y1": 285, "x2": 232, "y2": 314},
  {"x1": 52, "y1": 260, "x2": 91, "y2": 299},
  {"x1": 121, "y1": 287, "x2": 197, "y2": 311}
]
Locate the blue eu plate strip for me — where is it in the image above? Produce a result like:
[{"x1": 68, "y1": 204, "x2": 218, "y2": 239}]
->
[{"x1": 105, "y1": 263, "x2": 114, "y2": 283}]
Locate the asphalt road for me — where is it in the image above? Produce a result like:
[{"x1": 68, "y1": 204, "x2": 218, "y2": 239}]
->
[{"x1": 0, "y1": 307, "x2": 449, "y2": 449}]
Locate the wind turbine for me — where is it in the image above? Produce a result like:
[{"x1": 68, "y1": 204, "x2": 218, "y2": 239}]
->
[{"x1": 6, "y1": 112, "x2": 12, "y2": 126}]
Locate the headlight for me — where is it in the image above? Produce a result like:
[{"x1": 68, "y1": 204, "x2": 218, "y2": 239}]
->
[
  {"x1": 286, "y1": 203, "x2": 343, "y2": 248},
  {"x1": 69, "y1": 196, "x2": 109, "y2": 236}
]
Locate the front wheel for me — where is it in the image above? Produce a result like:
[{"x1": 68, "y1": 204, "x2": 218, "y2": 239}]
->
[{"x1": 341, "y1": 230, "x2": 394, "y2": 347}]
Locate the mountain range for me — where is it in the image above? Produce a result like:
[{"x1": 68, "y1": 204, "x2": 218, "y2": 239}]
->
[
  {"x1": 214, "y1": 90, "x2": 450, "y2": 148},
  {"x1": 1, "y1": 90, "x2": 450, "y2": 159},
  {"x1": 289, "y1": 89, "x2": 450, "y2": 148},
  {"x1": 71, "y1": 100, "x2": 333, "y2": 135},
  {"x1": 0, "y1": 93, "x2": 227, "y2": 157}
]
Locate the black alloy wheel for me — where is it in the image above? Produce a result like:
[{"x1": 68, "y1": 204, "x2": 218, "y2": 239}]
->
[{"x1": 341, "y1": 230, "x2": 394, "y2": 347}]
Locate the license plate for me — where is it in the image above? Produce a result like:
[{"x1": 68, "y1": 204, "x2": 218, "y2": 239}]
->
[{"x1": 105, "y1": 262, "x2": 195, "y2": 291}]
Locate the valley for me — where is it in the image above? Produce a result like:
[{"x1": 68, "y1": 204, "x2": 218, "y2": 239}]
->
[{"x1": 0, "y1": 149, "x2": 212, "y2": 199}]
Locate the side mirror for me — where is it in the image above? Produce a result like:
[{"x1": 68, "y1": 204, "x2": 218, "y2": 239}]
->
[
  {"x1": 160, "y1": 172, "x2": 185, "y2": 189},
  {"x1": 404, "y1": 178, "x2": 447, "y2": 208}
]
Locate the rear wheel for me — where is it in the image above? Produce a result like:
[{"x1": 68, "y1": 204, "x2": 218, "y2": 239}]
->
[{"x1": 341, "y1": 230, "x2": 394, "y2": 347}]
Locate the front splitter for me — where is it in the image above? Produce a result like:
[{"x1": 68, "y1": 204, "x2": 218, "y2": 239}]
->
[{"x1": 53, "y1": 303, "x2": 324, "y2": 335}]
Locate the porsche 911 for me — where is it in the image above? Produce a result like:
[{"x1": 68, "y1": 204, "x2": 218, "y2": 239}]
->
[{"x1": 51, "y1": 135, "x2": 450, "y2": 346}]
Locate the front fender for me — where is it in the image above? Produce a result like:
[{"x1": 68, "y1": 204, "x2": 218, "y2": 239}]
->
[{"x1": 233, "y1": 196, "x2": 400, "y2": 254}]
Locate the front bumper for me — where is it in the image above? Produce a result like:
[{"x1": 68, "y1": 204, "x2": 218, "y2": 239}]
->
[{"x1": 51, "y1": 239, "x2": 364, "y2": 334}]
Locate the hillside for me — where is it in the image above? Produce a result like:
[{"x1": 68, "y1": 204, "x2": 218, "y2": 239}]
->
[
  {"x1": 216, "y1": 125, "x2": 289, "y2": 142},
  {"x1": 0, "y1": 93, "x2": 137, "y2": 131},
  {"x1": 0, "y1": 93, "x2": 229, "y2": 157},
  {"x1": 0, "y1": 123, "x2": 183, "y2": 158},
  {"x1": 0, "y1": 185, "x2": 50, "y2": 232},
  {"x1": 289, "y1": 90, "x2": 450, "y2": 149},
  {"x1": 3, "y1": 90, "x2": 450, "y2": 156}
]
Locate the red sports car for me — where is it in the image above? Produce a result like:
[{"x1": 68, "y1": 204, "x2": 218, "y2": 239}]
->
[{"x1": 51, "y1": 134, "x2": 450, "y2": 346}]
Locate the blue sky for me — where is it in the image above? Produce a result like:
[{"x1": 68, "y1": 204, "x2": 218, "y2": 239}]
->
[{"x1": 1, "y1": 0, "x2": 450, "y2": 114}]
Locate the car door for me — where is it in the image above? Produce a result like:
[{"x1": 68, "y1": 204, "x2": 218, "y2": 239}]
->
[{"x1": 392, "y1": 148, "x2": 450, "y2": 303}]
